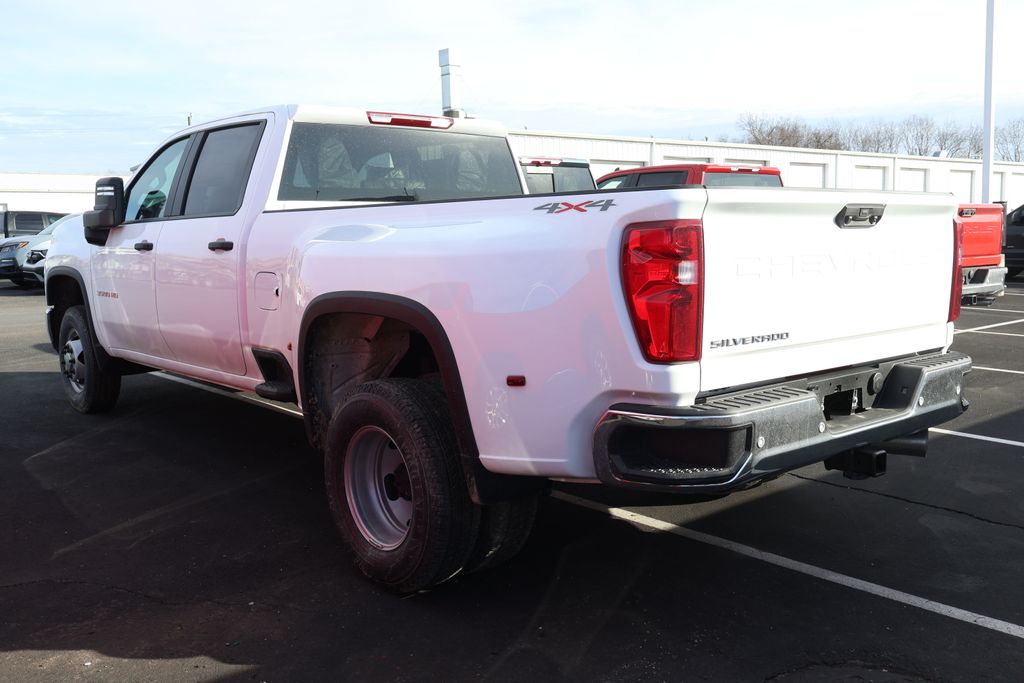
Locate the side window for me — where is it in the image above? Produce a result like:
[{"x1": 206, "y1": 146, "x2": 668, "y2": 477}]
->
[
  {"x1": 183, "y1": 124, "x2": 264, "y2": 216},
  {"x1": 125, "y1": 138, "x2": 189, "y2": 222},
  {"x1": 635, "y1": 172, "x2": 688, "y2": 188},
  {"x1": 597, "y1": 176, "x2": 629, "y2": 190}
]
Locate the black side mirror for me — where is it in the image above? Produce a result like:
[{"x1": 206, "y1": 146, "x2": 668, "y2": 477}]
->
[{"x1": 83, "y1": 177, "x2": 126, "y2": 246}]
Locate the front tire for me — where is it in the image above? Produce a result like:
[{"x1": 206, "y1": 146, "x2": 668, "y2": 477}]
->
[
  {"x1": 58, "y1": 305, "x2": 121, "y2": 413},
  {"x1": 324, "y1": 379, "x2": 479, "y2": 593}
]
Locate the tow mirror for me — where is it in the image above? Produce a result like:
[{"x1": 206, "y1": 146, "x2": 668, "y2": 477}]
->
[{"x1": 83, "y1": 177, "x2": 126, "y2": 246}]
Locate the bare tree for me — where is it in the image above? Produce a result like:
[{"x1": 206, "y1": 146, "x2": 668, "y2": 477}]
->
[
  {"x1": 899, "y1": 115, "x2": 938, "y2": 156},
  {"x1": 997, "y1": 118, "x2": 1024, "y2": 162},
  {"x1": 803, "y1": 120, "x2": 845, "y2": 150},
  {"x1": 733, "y1": 113, "x2": 1022, "y2": 160},
  {"x1": 737, "y1": 114, "x2": 808, "y2": 147},
  {"x1": 933, "y1": 120, "x2": 968, "y2": 157},
  {"x1": 843, "y1": 120, "x2": 901, "y2": 153}
]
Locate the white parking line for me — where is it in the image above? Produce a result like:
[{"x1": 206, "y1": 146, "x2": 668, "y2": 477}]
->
[
  {"x1": 970, "y1": 331, "x2": 1024, "y2": 338},
  {"x1": 955, "y1": 318, "x2": 1024, "y2": 334},
  {"x1": 929, "y1": 427, "x2": 1024, "y2": 449},
  {"x1": 973, "y1": 366, "x2": 1024, "y2": 376},
  {"x1": 961, "y1": 308, "x2": 1024, "y2": 314},
  {"x1": 553, "y1": 491, "x2": 1024, "y2": 640}
]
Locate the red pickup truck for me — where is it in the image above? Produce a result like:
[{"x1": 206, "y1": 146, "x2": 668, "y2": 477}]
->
[
  {"x1": 596, "y1": 163, "x2": 784, "y2": 189},
  {"x1": 958, "y1": 204, "x2": 1006, "y2": 305}
]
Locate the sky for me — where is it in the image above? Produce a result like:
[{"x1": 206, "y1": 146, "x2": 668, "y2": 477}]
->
[{"x1": 2, "y1": 0, "x2": 1022, "y2": 174}]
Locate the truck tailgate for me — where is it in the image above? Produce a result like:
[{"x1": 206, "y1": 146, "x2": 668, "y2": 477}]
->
[
  {"x1": 959, "y1": 204, "x2": 1004, "y2": 267},
  {"x1": 699, "y1": 188, "x2": 956, "y2": 393}
]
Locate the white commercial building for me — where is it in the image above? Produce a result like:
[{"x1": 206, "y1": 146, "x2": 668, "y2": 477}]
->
[
  {"x1": 0, "y1": 172, "x2": 102, "y2": 215},
  {"x1": 509, "y1": 130, "x2": 1024, "y2": 208}
]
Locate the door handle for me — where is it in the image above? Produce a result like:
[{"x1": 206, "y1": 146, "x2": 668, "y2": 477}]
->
[
  {"x1": 134, "y1": 241, "x2": 154, "y2": 251},
  {"x1": 208, "y1": 239, "x2": 234, "y2": 251}
]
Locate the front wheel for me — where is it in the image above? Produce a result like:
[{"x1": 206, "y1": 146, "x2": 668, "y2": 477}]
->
[
  {"x1": 58, "y1": 305, "x2": 121, "y2": 413},
  {"x1": 324, "y1": 379, "x2": 479, "y2": 593}
]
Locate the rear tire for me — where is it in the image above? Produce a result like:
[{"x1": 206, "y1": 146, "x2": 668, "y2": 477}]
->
[
  {"x1": 324, "y1": 378, "x2": 479, "y2": 593},
  {"x1": 465, "y1": 494, "x2": 539, "y2": 573},
  {"x1": 58, "y1": 305, "x2": 121, "y2": 413}
]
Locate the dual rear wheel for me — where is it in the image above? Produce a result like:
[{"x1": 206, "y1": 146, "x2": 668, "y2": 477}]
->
[{"x1": 324, "y1": 379, "x2": 538, "y2": 593}]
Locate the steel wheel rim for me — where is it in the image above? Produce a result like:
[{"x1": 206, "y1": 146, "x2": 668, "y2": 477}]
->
[
  {"x1": 60, "y1": 331, "x2": 86, "y2": 394},
  {"x1": 344, "y1": 426, "x2": 413, "y2": 550}
]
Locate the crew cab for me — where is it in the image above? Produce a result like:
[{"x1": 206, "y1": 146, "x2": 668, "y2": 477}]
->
[
  {"x1": 45, "y1": 105, "x2": 970, "y2": 593},
  {"x1": 958, "y1": 204, "x2": 1007, "y2": 304},
  {"x1": 597, "y1": 163, "x2": 783, "y2": 189}
]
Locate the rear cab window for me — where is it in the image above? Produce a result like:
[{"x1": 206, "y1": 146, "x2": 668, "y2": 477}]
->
[
  {"x1": 277, "y1": 123, "x2": 523, "y2": 204},
  {"x1": 703, "y1": 172, "x2": 782, "y2": 187},
  {"x1": 520, "y1": 159, "x2": 595, "y2": 194},
  {"x1": 635, "y1": 171, "x2": 689, "y2": 188}
]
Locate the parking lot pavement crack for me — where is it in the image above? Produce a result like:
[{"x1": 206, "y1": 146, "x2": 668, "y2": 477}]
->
[{"x1": 788, "y1": 473, "x2": 1024, "y2": 534}]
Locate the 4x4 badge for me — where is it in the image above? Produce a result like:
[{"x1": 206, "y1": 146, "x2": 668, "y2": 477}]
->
[{"x1": 534, "y1": 199, "x2": 616, "y2": 214}]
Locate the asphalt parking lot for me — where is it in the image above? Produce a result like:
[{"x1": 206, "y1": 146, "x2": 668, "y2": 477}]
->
[{"x1": 3, "y1": 279, "x2": 1024, "y2": 682}]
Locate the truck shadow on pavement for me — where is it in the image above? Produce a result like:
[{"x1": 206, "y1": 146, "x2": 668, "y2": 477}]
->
[{"x1": 2, "y1": 371, "x2": 1024, "y2": 681}]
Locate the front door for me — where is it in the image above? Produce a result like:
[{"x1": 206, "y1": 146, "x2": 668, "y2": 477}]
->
[{"x1": 91, "y1": 137, "x2": 190, "y2": 357}]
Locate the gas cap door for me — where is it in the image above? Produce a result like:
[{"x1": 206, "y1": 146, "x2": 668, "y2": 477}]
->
[{"x1": 254, "y1": 271, "x2": 281, "y2": 311}]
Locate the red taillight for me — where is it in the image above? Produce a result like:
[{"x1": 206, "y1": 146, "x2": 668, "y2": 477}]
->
[
  {"x1": 366, "y1": 111, "x2": 454, "y2": 129},
  {"x1": 622, "y1": 220, "x2": 704, "y2": 363},
  {"x1": 949, "y1": 218, "x2": 964, "y2": 322}
]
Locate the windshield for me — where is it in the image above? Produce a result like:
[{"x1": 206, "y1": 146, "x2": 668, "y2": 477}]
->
[
  {"x1": 278, "y1": 123, "x2": 524, "y2": 202},
  {"x1": 703, "y1": 172, "x2": 782, "y2": 187}
]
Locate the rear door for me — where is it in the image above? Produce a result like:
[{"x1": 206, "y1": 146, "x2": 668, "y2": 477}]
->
[
  {"x1": 154, "y1": 119, "x2": 267, "y2": 375},
  {"x1": 698, "y1": 188, "x2": 957, "y2": 392}
]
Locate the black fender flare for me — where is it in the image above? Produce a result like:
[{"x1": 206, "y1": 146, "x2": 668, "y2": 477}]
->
[
  {"x1": 45, "y1": 266, "x2": 96, "y2": 352},
  {"x1": 298, "y1": 291, "x2": 544, "y2": 503}
]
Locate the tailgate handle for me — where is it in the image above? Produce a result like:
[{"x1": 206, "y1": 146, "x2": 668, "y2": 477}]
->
[{"x1": 835, "y1": 204, "x2": 885, "y2": 228}]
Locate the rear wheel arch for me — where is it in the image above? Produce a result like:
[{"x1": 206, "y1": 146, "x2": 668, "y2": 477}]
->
[
  {"x1": 299, "y1": 292, "x2": 548, "y2": 505},
  {"x1": 298, "y1": 292, "x2": 478, "y2": 458}
]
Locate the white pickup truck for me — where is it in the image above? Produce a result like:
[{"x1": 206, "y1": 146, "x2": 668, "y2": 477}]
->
[{"x1": 45, "y1": 105, "x2": 971, "y2": 592}]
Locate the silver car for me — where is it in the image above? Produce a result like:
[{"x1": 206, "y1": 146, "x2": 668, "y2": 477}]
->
[{"x1": 0, "y1": 214, "x2": 79, "y2": 288}]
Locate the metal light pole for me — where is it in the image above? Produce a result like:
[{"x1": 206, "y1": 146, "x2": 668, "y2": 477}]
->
[{"x1": 982, "y1": 0, "x2": 995, "y2": 203}]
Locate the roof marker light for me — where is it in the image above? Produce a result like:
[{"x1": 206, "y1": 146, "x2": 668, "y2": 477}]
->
[{"x1": 366, "y1": 111, "x2": 454, "y2": 129}]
